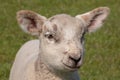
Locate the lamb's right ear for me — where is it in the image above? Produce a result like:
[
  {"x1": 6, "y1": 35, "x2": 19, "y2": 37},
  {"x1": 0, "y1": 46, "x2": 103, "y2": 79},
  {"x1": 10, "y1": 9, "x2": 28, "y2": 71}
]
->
[
  {"x1": 17, "y1": 10, "x2": 47, "y2": 36},
  {"x1": 76, "y1": 7, "x2": 110, "y2": 33}
]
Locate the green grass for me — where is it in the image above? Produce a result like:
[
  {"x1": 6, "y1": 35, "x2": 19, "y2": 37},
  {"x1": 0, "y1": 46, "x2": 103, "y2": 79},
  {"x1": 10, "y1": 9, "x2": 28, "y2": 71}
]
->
[{"x1": 0, "y1": 0, "x2": 120, "y2": 80}]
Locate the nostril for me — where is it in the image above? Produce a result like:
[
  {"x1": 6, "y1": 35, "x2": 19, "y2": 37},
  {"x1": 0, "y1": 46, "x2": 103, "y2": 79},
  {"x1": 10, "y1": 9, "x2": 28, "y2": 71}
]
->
[{"x1": 69, "y1": 56, "x2": 81, "y2": 64}]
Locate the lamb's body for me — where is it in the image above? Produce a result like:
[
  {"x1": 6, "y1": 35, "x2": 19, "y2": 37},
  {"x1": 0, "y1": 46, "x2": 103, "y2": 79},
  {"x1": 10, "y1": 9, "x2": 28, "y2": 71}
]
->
[
  {"x1": 10, "y1": 40, "x2": 39, "y2": 80},
  {"x1": 9, "y1": 7, "x2": 109, "y2": 80}
]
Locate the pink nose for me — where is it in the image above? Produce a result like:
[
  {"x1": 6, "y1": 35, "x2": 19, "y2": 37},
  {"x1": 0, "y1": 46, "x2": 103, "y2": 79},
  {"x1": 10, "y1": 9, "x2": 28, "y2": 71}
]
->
[{"x1": 69, "y1": 55, "x2": 82, "y2": 65}]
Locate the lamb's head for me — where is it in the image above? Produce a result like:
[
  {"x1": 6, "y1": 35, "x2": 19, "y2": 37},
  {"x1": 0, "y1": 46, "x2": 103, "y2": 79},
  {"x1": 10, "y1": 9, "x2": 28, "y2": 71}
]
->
[{"x1": 17, "y1": 7, "x2": 109, "y2": 72}]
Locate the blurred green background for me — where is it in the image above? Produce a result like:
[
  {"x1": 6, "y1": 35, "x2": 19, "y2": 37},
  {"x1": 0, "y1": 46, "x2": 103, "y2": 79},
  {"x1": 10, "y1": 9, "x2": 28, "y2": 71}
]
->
[{"x1": 0, "y1": 0, "x2": 120, "y2": 80}]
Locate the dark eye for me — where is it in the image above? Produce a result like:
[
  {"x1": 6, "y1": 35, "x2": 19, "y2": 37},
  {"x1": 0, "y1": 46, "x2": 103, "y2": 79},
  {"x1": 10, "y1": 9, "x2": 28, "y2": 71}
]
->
[
  {"x1": 80, "y1": 35, "x2": 84, "y2": 43},
  {"x1": 47, "y1": 34, "x2": 54, "y2": 39},
  {"x1": 44, "y1": 32, "x2": 54, "y2": 40},
  {"x1": 80, "y1": 31, "x2": 86, "y2": 43}
]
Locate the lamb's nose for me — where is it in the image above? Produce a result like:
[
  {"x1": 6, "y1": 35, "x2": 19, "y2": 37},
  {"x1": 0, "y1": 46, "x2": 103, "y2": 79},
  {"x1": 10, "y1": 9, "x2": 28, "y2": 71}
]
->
[{"x1": 69, "y1": 55, "x2": 81, "y2": 65}]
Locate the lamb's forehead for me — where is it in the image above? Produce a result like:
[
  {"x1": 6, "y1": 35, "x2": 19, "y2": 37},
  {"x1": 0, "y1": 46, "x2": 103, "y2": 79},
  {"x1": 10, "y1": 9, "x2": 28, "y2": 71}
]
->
[
  {"x1": 43, "y1": 14, "x2": 84, "y2": 39},
  {"x1": 48, "y1": 14, "x2": 80, "y2": 26},
  {"x1": 46, "y1": 14, "x2": 84, "y2": 32}
]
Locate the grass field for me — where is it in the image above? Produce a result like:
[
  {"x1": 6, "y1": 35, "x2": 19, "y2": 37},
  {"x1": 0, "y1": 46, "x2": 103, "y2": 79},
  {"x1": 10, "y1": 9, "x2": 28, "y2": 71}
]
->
[{"x1": 0, "y1": 0, "x2": 120, "y2": 80}]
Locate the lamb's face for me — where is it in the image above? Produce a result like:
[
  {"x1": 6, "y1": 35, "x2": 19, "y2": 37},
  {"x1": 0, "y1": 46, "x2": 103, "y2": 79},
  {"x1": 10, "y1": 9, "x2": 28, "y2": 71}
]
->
[
  {"x1": 40, "y1": 15, "x2": 85, "y2": 71},
  {"x1": 16, "y1": 7, "x2": 109, "y2": 72}
]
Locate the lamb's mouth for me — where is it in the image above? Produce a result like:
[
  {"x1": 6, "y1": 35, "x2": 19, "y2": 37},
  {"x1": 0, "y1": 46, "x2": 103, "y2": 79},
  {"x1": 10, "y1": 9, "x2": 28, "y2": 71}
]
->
[{"x1": 62, "y1": 62, "x2": 80, "y2": 70}]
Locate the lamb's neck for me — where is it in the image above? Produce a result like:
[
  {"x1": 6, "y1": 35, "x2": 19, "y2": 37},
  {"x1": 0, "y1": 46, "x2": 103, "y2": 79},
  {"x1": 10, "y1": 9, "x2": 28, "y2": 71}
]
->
[
  {"x1": 56, "y1": 70, "x2": 80, "y2": 80},
  {"x1": 35, "y1": 56, "x2": 80, "y2": 80}
]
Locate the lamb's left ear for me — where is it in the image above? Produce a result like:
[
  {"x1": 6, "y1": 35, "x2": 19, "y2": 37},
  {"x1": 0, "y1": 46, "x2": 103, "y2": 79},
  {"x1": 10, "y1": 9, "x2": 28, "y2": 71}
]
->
[
  {"x1": 17, "y1": 10, "x2": 47, "y2": 36},
  {"x1": 76, "y1": 7, "x2": 110, "y2": 32}
]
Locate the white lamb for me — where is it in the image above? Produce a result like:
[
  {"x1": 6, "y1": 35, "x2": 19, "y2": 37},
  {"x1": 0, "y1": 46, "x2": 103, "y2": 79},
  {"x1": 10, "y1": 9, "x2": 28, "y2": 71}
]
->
[{"x1": 9, "y1": 7, "x2": 110, "y2": 80}]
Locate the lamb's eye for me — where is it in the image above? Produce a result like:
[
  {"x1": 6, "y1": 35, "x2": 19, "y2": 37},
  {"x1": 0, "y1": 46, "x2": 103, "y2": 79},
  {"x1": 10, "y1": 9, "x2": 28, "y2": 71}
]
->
[
  {"x1": 80, "y1": 31, "x2": 86, "y2": 43},
  {"x1": 47, "y1": 34, "x2": 54, "y2": 39},
  {"x1": 44, "y1": 32, "x2": 54, "y2": 40},
  {"x1": 80, "y1": 36, "x2": 84, "y2": 43}
]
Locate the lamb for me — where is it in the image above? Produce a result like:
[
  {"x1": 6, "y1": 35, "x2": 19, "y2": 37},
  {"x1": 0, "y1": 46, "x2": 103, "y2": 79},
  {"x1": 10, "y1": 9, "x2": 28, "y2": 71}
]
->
[{"x1": 9, "y1": 7, "x2": 110, "y2": 80}]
